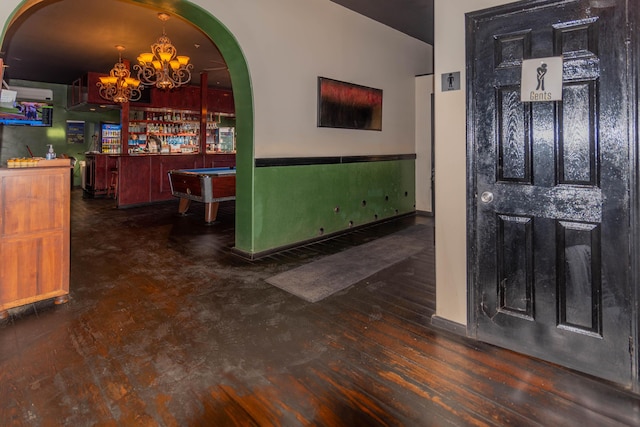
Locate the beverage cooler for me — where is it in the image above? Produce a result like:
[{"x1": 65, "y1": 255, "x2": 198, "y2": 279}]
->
[
  {"x1": 218, "y1": 127, "x2": 235, "y2": 153},
  {"x1": 206, "y1": 126, "x2": 235, "y2": 153},
  {"x1": 100, "y1": 122, "x2": 121, "y2": 154}
]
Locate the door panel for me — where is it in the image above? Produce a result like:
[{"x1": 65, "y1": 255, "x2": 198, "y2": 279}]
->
[{"x1": 468, "y1": 0, "x2": 631, "y2": 386}]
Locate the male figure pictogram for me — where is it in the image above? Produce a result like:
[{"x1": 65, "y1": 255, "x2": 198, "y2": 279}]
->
[{"x1": 536, "y1": 63, "x2": 548, "y2": 91}]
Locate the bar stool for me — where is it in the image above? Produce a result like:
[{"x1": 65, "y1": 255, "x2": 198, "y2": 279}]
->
[{"x1": 107, "y1": 169, "x2": 118, "y2": 199}]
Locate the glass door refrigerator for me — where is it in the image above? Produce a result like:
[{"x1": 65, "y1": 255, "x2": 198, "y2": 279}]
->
[
  {"x1": 100, "y1": 122, "x2": 122, "y2": 154},
  {"x1": 218, "y1": 127, "x2": 235, "y2": 153}
]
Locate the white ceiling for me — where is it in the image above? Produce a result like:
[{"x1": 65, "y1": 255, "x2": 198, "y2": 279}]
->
[{"x1": 1, "y1": 0, "x2": 433, "y2": 90}]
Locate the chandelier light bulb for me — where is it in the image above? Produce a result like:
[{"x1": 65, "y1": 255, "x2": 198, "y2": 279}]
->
[{"x1": 135, "y1": 13, "x2": 193, "y2": 90}]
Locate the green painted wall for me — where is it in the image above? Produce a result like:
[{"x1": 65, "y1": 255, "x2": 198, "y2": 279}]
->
[
  {"x1": 252, "y1": 159, "x2": 416, "y2": 253},
  {"x1": 0, "y1": 79, "x2": 120, "y2": 186}
]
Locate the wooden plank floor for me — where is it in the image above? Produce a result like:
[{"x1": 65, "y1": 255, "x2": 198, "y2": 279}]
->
[{"x1": 1, "y1": 190, "x2": 639, "y2": 426}]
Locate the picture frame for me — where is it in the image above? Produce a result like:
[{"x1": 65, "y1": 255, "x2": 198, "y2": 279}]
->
[
  {"x1": 317, "y1": 77, "x2": 382, "y2": 131},
  {"x1": 66, "y1": 120, "x2": 85, "y2": 144}
]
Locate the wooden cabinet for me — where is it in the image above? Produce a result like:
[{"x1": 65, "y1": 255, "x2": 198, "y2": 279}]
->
[
  {"x1": 0, "y1": 164, "x2": 71, "y2": 315},
  {"x1": 152, "y1": 85, "x2": 200, "y2": 110},
  {"x1": 150, "y1": 86, "x2": 232, "y2": 112},
  {"x1": 203, "y1": 153, "x2": 236, "y2": 168},
  {"x1": 70, "y1": 72, "x2": 233, "y2": 111},
  {"x1": 207, "y1": 88, "x2": 234, "y2": 114}
]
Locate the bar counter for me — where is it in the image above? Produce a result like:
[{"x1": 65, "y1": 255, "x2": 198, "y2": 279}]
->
[{"x1": 85, "y1": 152, "x2": 236, "y2": 208}]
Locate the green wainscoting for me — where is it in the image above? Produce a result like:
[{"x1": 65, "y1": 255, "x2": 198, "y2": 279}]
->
[{"x1": 249, "y1": 159, "x2": 416, "y2": 254}]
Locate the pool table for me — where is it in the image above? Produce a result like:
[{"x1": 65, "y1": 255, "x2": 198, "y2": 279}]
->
[{"x1": 168, "y1": 167, "x2": 236, "y2": 223}]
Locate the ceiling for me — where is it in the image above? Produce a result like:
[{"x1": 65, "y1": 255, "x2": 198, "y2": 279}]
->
[
  {"x1": 331, "y1": 0, "x2": 433, "y2": 45},
  {"x1": 0, "y1": 0, "x2": 433, "y2": 91}
]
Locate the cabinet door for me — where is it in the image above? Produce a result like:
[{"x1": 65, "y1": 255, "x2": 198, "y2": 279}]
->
[
  {"x1": 208, "y1": 89, "x2": 235, "y2": 114},
  {"x1": 184, "y1": 86, "x2": 201, "y2": 110},
  {"x1": 219, "y1": 90, "x2": 234, "y2": 113},
  {"x1": 0, "y1": 234, "x2": 67, "y2": 309},
  {"x1": 0, "y1": 169, "x2": 70, "y2": 310},
  {"x1": 153, "y1": 89, "x2": 170, "y2": 108}
]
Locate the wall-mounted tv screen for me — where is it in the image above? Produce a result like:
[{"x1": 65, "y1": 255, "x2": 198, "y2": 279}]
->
[{"x1": 0, "y1": 100, "x2": 53, "y2": 127}]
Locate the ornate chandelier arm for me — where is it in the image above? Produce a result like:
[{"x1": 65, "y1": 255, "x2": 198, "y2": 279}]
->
[
  {"x1": 134, "y1": 13, "x2": 193, "y2": 90},
  {"x1": 98, "y1": 45, "x2": 142, "y2": 104}
]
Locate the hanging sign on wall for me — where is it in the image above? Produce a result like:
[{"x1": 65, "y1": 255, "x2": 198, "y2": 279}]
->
[
  {"x1": 66, "y1": 120, "x2": 85, "y2": 144},
  {"x1": 520, "y1": 57, "x2": 563, "y2": 102},
  {"x1": 441, "y1": 72, "x2": 460, "y2": 92}
]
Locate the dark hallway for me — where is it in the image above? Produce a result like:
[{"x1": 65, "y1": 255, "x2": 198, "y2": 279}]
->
[{"x1": 1, "y1": 191, "x2": 639, "y2": 426}]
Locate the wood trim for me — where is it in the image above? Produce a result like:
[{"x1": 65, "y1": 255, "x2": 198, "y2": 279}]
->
[
  {"x1": 465, "y1": 6, "x2": 481, "y2": 340},
  {"x1": 255, "y1": 154, "x2": 416, "y2": 168},
  {"x1": 629, "y1": 0, "x2": 640, "y2": 392}
]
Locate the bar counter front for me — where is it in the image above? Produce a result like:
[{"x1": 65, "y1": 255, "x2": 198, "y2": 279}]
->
[{"x1": 84, "y1": 152, "x2": 236, "y2": 208}]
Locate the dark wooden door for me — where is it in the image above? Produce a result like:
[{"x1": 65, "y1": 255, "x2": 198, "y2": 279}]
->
[{"x1": 467, "y1": 0, "x2": 633, "y2": 386}]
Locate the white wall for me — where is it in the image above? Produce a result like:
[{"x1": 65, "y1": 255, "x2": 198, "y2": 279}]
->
[
  {"x1": 207, "y1": 0, "x2": 432, "y2": 158},
  {"x1": 433, "y1": 0, "x2": 516, "y2": 326},
  {"x1": 415, "y1": 74, "x2": 433, "y2": 213},
  {"x1": 186, "y1": 0, "x2": 431, "y2": 255}
]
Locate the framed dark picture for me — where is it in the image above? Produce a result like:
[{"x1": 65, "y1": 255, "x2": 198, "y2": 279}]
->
[{"x1": 317, "y1": 77, "x2": 382, "y2": 131}]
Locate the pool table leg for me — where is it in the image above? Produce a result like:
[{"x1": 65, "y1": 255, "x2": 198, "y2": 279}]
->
[
  {"x1": 205, "y1": 202, "x2": 220, "y2": 223},
  {"x1": 178, "y1": 198, "x2": 191, "y2": 215}
]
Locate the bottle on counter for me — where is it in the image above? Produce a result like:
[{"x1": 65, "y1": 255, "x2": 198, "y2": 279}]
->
[{"x1": 45, "y1": 144, "x2": 56, "y2": 160}]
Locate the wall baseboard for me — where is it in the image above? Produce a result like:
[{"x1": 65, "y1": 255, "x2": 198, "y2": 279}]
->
[
  {"x1": 430, "y1": 315, "x2": 467, "y2": 337},
  {"x1": 232, "y1": 212, "x2": 417, "y2": 260}
]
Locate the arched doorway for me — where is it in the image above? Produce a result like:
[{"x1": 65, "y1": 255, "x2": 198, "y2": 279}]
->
[{"x1": 1, "y1": 0, "x2": 254, "y2": 253}]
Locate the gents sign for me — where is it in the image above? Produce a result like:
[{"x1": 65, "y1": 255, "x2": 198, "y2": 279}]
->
[{"x1": 520, "y1": 57, "x2": 563, "y2": 102}]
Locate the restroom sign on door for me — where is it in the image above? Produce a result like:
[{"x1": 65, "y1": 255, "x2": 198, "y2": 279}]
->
[{"x1": 520, "y1": 57, "x2": 563, "y2": 102}]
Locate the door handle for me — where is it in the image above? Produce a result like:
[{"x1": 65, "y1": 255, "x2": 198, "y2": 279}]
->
[{"x1": 480, "y1": 191, "x2": 494, "y2": 203}]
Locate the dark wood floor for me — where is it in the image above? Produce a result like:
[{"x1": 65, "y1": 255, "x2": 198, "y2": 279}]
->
[{"x1": 1, "y1": 190, "x2": 639, "y2": 426}]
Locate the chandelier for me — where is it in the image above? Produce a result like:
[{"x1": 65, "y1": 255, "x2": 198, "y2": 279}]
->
[
  {"x1": 135, "y1": 13, "x2": 193, "y2": 90},
  {"x1": 97, "y1": 45, "x2": 142, "y2": 103}
]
